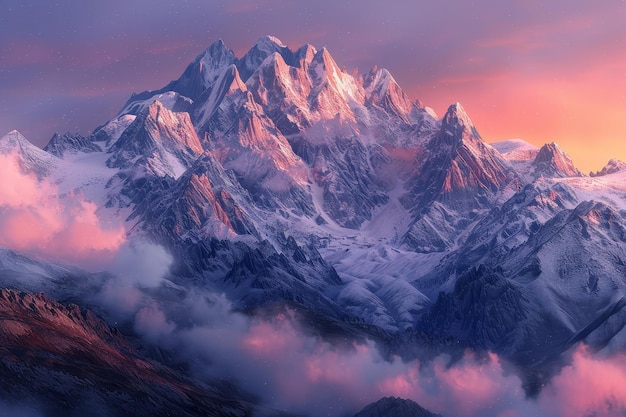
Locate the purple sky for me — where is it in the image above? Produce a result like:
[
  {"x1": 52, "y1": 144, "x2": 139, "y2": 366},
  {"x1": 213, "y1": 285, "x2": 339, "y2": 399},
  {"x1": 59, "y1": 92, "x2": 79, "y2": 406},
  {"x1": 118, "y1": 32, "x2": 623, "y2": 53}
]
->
[{"x1": 2, "y1": 0, "x2": 626, "y2": 172}]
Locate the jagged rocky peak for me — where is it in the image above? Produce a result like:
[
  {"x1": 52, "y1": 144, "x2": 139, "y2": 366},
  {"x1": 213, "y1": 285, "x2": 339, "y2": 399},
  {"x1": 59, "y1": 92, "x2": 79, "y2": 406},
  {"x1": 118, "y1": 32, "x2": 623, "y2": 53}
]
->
[
  {"x1": 237, "y1": 35, "x2": 295, "y2": 81},
  {"x1": 125, "y1": 150, "x2": 259, "y2": 244},
  {"x1": 439, "y1": 102, "x2": 481, "y2": 144},
  {"x1": 1, "y1": 129, "x2": 37, "y2": 152},
  {"x1": 193, "y1": 64, "x2": 248, "y2": 133},
  {"x1": 256, "y1": 34, "x2": 286, "y2": 49},
  {"x1": 197, "y1": 38, "x2": 238, "y2": 80},
  {"x1": 107, "y1": 101, "x2": 203, "y2": 174},
  {"x1": 223, "y1": 64, "x2": 247, "y2": 92},
  {"x1": 117, "y1": 40, "x2": 236, "y2": 114},
  {"x1": 591, "y1": 158, "x2": 626, "y2": 176},
  {"x1": 168, "y1": 38, "x2": 237, "y2": 102},
  {"x1": 306, "y1": 47, "x2": 364, "y2": 121},
  {"x1": 532, "y1": 141, "x2": 582, "y2": 178},
  {"x1": 353, "y1": 396, "x2": 442, "y2": 417},
  {"x1": 244, "y1": 51, "x2": 315, "y2": 135},
  {"x1": 428, "y1": 102, "x2": 514, "y2": 193},
  {"x1": 310, "y1": 46, "x2": 344, "y2": 82},
  {"x1": 294, "y1": 43, "x2": 318, "y2": 67},
  {"x1": 142, "y1": 100, "x2": 203, "y2": 154},
  {"x1": 399, "y1": 102, "x2": 519, "y2": 251},
  {"x1": 196, "y1": 77, "x2": 314, "y2": 214},
  {"x1": 362, "y1": 67, "x2": 414, "y2": 119},
  {"x1": 44, "y1": 132, "x2": 102, "y2": 157},
  {"x1": 164, "y1": 164, "x2": 255, "y2": 239},
  {"x1": 570, "y1": 200, "x2": 626, "y2": 236},
  {"x1": 362, "y1": 66, "x2": 395, "y2": 95},
  {"x1": 0, "y1": 130, "x2": 59, "y2": 176},
  {"x1": 223, "y1": 97, "x2": 308, "y2": 180},
  {"x1": 245, "y1": 50, "x2": 294, "y2": 94},
  {"x1": 206, "y1": 64, "x2": 248, "y2": 107}
]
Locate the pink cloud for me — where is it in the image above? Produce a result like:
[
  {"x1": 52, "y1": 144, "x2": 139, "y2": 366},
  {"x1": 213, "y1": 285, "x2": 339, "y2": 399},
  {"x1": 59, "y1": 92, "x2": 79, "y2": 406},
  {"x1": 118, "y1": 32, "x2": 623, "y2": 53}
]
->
[
  {"x1": 0, "y1": 154, "x2": 125, "y2": 268},
  {"x1": 236, "y1": 317, "x2": 523, "y2": 416},
  {"x1": 232, "y1": 316, "x2": 626, "y2": 417},
  {"x1": 134, "y1": 305, "x2": 176, "y2": 342},
  {"x1": 541, "y1": 346, "x2": 626, "y2": 416},
  {"x1": 137, "y1": 299, "x2": 626, "y2": 417},
  {"x1": 375, "y1": 351, "x2": 525, "y2": 417}
]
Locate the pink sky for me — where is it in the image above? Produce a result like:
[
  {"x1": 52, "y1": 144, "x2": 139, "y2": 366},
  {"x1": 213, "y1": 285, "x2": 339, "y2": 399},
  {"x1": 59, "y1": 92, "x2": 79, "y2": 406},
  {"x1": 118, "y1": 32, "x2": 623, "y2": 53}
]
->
[{"x1": 1, "y1": 1, "x2": 625, "y2": 173}]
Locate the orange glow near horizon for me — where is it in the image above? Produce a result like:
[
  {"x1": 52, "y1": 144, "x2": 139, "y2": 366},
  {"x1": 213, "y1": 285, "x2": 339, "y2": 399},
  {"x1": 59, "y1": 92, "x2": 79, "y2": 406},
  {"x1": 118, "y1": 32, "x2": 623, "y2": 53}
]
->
[{"x1": 410, "y1": 34, "x2": 626, "y2": 175}]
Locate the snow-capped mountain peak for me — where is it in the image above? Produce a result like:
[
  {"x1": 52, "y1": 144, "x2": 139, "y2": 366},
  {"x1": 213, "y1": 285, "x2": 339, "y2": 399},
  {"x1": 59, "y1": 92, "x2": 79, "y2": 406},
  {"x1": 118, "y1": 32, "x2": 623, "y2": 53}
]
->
[
  {"x1": 590, "y1": 158, "x2": 626, "y2": 177},
  {"x1": 440, "y1": 102, "x2": 479, "y2": 143},
  {"x1": 0, "y1": 129, "x2": 59, "y2": 176},
  {"x1": 255, "y1": 34, "x2": 286, "y2": 50},
  {"x1": 167, "y1": 38, "x2": 237, "y2": 102},
  {"x1": 193, "y1": 64, "x2": 248, "y2": 132},
  {"x1": 106, "y1": 101, "x2": 202, "y2": 178},
  {"x1": 362, "y1": 66, "x2": 416, "y2": 123},
  {"x1": 237, "y1": 35, "x2": 293, "y2": 81},
  {"x1": 294, "y1": 43, "x2": 318, "y2": 67},
  {"x1": 532, "y1": 141, "x2": 582, "y2": 178},
  {"x1": 199, "y1": 38, "x2": 237, "y2": 71}
]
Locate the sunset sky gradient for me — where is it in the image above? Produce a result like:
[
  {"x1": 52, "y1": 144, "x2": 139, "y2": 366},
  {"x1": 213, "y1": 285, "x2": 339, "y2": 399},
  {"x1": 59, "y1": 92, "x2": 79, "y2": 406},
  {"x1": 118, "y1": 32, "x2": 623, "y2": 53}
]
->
[{"x1": 1, "y1": 0, "x2": 625, "y2": 173}]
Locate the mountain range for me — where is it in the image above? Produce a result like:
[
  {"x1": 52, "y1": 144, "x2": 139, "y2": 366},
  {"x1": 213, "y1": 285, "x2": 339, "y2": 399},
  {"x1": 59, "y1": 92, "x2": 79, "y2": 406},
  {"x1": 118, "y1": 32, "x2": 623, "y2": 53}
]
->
[{"x1": 2, "y1": 35, "x2": 626, "y2": 416}]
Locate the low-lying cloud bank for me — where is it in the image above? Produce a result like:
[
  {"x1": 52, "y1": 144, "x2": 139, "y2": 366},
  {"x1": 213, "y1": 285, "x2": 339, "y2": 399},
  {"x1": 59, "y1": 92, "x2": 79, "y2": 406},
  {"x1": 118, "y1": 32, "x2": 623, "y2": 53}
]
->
[
  {"x1": 128, "y1": 290, "x2": 626, "y2": 417},
  {"x1": 0, "y1": 154, "x2": 125, "y2": 268}
]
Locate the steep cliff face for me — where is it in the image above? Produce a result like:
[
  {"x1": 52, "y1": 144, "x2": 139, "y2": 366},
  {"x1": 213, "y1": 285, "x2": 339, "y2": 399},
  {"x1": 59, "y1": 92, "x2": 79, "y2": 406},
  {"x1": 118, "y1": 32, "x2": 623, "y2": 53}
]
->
[
  {"x1": 107, "y1": 101, "x2": 203, "y2": 178},
  {"x1": 399, "y1": 103, "x2": 520, "y2": 252},
  {"x1": 131, "y1": 152, "x2": 259, "y2": 242},
  {"x1": 532, "y1": 142, "x2": 582, "y2": 178},
  {"x1": 404, "y1": 102, "x2": 516, "y2": 208}
]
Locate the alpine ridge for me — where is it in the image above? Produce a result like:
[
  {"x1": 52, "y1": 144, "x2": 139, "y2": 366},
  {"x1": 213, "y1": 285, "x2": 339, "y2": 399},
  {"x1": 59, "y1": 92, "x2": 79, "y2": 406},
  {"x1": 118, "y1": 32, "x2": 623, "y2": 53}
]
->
[{"x1": 2, "y1": 35, "x2": 626, "y2": 417}]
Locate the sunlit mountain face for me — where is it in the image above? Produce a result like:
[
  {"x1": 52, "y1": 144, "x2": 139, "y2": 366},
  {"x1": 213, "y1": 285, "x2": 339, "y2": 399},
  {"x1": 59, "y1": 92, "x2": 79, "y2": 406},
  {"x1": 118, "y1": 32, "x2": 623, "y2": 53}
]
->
[{"x1": 2, "y1": 36, "x2": 626, "y2": 417}]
